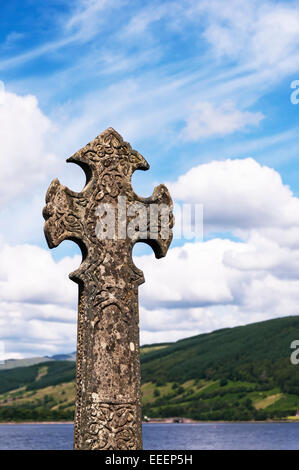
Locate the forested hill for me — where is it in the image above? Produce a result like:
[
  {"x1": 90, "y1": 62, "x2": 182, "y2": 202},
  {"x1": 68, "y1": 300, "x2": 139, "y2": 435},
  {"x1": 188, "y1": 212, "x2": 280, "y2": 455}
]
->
[
  {"x1": 141, "y1": 316, "x2": 299, "y2": 384},
  {"x1": 1, "y1": 316, "x2": 299, "y2": 422}
]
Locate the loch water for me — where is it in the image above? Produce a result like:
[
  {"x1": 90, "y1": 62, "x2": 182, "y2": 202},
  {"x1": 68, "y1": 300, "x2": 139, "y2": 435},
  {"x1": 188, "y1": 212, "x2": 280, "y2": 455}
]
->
[{"x1": 0, "y1": 422, "x2": 298, "y2": 450}]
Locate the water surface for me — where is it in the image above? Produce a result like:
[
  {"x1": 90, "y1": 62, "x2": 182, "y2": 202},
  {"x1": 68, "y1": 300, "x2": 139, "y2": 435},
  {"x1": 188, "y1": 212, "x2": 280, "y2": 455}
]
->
[{"x1": 0, "y1": 422, "x2": 298, "y2": 450}]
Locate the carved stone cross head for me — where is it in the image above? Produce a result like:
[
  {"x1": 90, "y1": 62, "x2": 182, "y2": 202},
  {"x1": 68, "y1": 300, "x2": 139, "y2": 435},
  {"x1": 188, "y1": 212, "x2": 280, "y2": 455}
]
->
[{"x1": 43, "y1": 128, "x2": 174, "y2": 450}]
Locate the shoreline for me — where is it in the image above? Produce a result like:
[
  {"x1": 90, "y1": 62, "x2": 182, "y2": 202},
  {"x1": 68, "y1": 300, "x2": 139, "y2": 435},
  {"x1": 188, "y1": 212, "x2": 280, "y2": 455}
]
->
[
  {"x1": 0, "y1": 419, "x2": 299, "y2": 425},
  {"x1": 143, "y1": 420, "x2": 299, "y2": 424},
  {"x1": 0, "y1": 421, "x2": 74, "y2": 425}
]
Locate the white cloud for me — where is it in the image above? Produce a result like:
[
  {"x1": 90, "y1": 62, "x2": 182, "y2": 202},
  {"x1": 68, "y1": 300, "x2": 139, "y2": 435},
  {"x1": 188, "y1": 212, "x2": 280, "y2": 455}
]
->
[
  {"x1": 133, "y1": 157, "x2": 299, "y2": 344},
  {"x1": 182, "y1": 101, "x2": 263, "y2": 140},
  {"x1": 170, "y1": 158, "x2": 299, "y2": 233},
  {"x1": 121, "y1": 0, "x2": 299, "y2": 77},
  {"x1": 65, "y1": 0, "x2": 124, "y2": 41},
  {"x1": 136, "y1": 236, "x2": 299, "y2": 343},
  {"x1": 0, "y1": 90, "x2": 58, "y2": 206},
  {"x1": 137, "y1": 240, "x2": 243, "y2": 309},
  {"x1": 198, "y1": 0, "x2": 299, "y2": 70},
  {"x1": 223, "y1": 232, "x2": 299, "y2": 278},
  {"x1": 0, "y1": 311, "x2": 77, "y2": 357},
  {"x1": 122, "y1": 3, "x2": 177, "y2": 37},
  {"x1": 0, "y1": 244, "x2": 79, "y2": 307},
  {"x1": 0, "y1": 243, "x2": 79, "y2": 357}
]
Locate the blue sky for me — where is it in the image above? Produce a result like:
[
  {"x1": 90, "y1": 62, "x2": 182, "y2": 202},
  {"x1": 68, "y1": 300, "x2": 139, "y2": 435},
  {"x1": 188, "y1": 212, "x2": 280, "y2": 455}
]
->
[{"x1": 1, "y1": 0, "x2": 299, "y2": 358}]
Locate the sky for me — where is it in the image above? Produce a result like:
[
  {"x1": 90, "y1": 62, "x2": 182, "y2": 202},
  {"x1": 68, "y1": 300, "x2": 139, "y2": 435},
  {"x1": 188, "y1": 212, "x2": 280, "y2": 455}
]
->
[{"x1": 1, "y1": 0, "x2": 299, "y2": 358}]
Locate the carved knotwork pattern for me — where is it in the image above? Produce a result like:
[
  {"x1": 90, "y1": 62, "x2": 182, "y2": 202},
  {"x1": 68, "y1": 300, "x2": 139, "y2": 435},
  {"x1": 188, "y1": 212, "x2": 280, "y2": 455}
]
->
[{"x1": 85, "y1": 403, "x2": 137, "y2": 450}]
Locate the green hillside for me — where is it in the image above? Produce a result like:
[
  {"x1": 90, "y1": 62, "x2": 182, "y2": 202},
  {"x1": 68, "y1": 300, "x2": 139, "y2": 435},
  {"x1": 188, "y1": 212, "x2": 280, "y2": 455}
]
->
[{"x1": 1, "y1": 316, "x2": 299, "y2": 422}]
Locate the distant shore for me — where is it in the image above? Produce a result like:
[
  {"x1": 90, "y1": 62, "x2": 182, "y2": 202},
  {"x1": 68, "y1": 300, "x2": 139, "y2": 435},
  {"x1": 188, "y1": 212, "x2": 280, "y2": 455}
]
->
[
  {"x1": 144, "y1": 419, "x2": 299, "y2": 424},
  {"x1": 0, "y1": 421, "x2": 73, "y2": 425},
  {"x1": 1, "y1": 419, "x2": 299, "y2": 425},
  {"x1": 143, "y1": 419, "x2": 299, "y2": 424}
]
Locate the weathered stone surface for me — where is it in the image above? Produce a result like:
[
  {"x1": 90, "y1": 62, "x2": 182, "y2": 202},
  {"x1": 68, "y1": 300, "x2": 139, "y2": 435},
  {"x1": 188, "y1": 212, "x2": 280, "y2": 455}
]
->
[{"x1": 43, "y1": 128, "x2": 173, "y2": 450}]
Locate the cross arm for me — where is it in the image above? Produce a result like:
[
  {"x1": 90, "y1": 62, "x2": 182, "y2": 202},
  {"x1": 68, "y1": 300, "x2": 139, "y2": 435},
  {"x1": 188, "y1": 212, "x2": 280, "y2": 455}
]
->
[
  {"x1": 129, "y1": 183, "x2": 174, "y2": 259},
  {"x1": 43, "y1": 178, "x2": 86, "y2": 249}
]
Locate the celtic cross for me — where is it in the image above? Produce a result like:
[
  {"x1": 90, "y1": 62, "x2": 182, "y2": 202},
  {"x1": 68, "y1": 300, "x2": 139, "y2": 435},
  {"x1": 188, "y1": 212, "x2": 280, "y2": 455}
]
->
[{"x1": 43, "y1": 128, "x2": 173, "y2": 450}]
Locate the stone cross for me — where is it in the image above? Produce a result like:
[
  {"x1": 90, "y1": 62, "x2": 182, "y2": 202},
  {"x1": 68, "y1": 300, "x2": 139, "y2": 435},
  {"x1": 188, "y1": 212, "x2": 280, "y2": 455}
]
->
[{"x1": 43, "y1": 128, "x2": 173, "y2": 450}]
